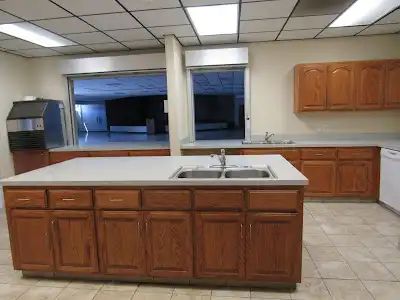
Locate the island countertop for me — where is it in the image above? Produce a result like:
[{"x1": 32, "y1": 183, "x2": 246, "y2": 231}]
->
[{"x1": 0, "y1": 155, "x2": 308, "y2": 187}]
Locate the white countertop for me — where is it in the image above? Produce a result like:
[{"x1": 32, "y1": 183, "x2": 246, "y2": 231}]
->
[
  {"x1": 0, "y1": 155, "x2": 308, "y2": 187},
  {"x1": 50, "y1": 142, "x2": 170, "y2": 152}
]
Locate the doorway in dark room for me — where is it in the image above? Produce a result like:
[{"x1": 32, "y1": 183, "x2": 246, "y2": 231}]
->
[
  {"x1": 191, "y1": 69, "x2": 245, "y2": 140},
  {"x1": 71, "y1": 74, "x2": 169, "y2": 146}
]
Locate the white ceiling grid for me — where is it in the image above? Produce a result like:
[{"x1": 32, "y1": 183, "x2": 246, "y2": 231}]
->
[{"x1": 0, "y1": 0, "x2": 396, "y2": 57}]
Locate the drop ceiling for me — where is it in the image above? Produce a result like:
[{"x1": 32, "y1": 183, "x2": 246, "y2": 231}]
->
[{"x1": 0, "y1": 0, "x2": 398, "y2": 58}]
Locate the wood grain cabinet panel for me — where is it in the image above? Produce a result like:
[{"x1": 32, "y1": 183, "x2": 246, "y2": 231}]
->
[
  {"x1": 142, "y1": 190, "x2": 191, "y2": 210},
  {"x1": 51, "y1": 210, "x2": 98, "y2": 273},
  {"x1": 355, "y1": 61, "x2": 385, "y2": 110},
  {"x1": 194, "y1": 190, "x2": 244, "y2": 210},
  {"x1": 300, "y1": 148, "x2": 337, "y2": 160},
  {"x1": 95, "y1": 190, "x2": 140, "y2": 209},
  {"x1": 338, "y1": 148, "x2": 374, "y2": 160},
  {"x1": 5, "y1": 189, "x2": 46, "y2": 208},
  {"x1": 248, "y1": 190, "x2": 299, "y2": 212},
  {"x1": 327, "y1": 62, "x2": 355, "y2": 110},
  {"x1": 13, "y1": 150, "x2": 49, "y2": 174},
  {"x1": 10, "y1": 210, "x2": 53, "y2": 271},
  {"x1": 89, "y1": 151, "x2": 130, "y2": 157},
  {"x1": 195, "y1": 212, "x2": 245, "y2": 280},
  {"x1": 337, "y1": 161, "x2": 373, "y2": 197},
  {"x1": 48, "y1": 190, "x2": 93, "y2": 209},
  {"x1": 97, "y1": 211, "x2": 146, "y2": 276},
  {"x1": 295, "y1": 64, "x2": 327, "y2": 112},
  {"x1": 129, "y1": 149, "x2": 170, "y2": 156},
  {"x1": 385, "y1": 60, "x2": 400, "y2": 108},
  {"x1": 145, "y1": 212, "x2": 193, "y2": 278},
  {"x1": 301, "y1": 161, "x2": 336, "y2": 197},
  {"x1": 49, "y1": 151, "x2": 90, "y2": 164},
  {"x1": 246, "y1": 213, "x2": 301, "y2": 282}
]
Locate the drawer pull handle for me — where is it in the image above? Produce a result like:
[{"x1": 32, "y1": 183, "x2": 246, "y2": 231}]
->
[
  {"x1": 62, "y1": 198, "x2": 76, "y2": 201},
  {"x1": 314, "y1": 153, "x2": 323, "y2": 156},
  {"x1": 240, "y1": 224, "x2": 243, "y2": 239},
  {"x1": 249, "y1": 224, "x2": 252, "y2": 240},
  {"x1": 17, "y1": 198, "x2": 31, "y2": 201},
  {"x1": 109, "y1": 199, "x2": 124, "y2": 202}
]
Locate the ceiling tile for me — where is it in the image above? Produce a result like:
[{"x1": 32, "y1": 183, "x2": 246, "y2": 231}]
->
[
  {"x1": 0, "y1": 0, "x2": 71, "y2": 20},
  {"x1": 0, "y1": 32, "x2": 13, "y2": 40},
  {"x1": 81, "y1": 13, "x2": 141, "y2": 31},
  {"x1": 284, "y1": 14, "x2": 337, "y2": 30},
  {"x1": 200, "y1": 34, "x2": 237, "y2": 44},
  {"x1": 133, "y1": 8, "x2": 189, "y2": 27},
  {"x1": 241, "y1": 0, "x2": 298, "y2": 20},
  {"x1": 0, "y1": 10, "x2": 22, "y2": 24},
  {"x1": 86, "y1": 42, "x2": 128, "y2": 52},
  {"x1": 291, "y1": 0, "x2": 355, "y2": 17},
  {"x1": 149, "y1": 25, "x2": 196, "y2": 38},
  {"x1": 178, "y1": 36, "x2": 199, "y2": 46},
  {"x1": 377, "y1": 9, "x2": 400, "y2": 25},
  {"x1": 51, "y1": 45, "x2": 94, "y2": 54},
  {"x1": 278, "y1": 29, "x2": 321, "y2": 40},
  {"x1": 122, "y1": 40, "x2": 163, "y2": 49},
  {"x1": 182, "y1": 0, "x2": 238, "y2": 6},
  {"x1": 358, "y1": 24, "x2": 400, "y2": 35},
  {"x1": 0, "y1": 39, "x2": 42, "y2": 50},
  {"x1": 119, "y1": 0, "x2": 180, "y2": 10},
  {"x1": 240, "y1": 18, "x2": 286, "y2": 33},
  {"x1": 239, "y1": 31, "x2": 279, "y2": 42},
  {"x1": 63, "y1": 32, "x2": 115, "y2": 44},
  {"x1": 16, "y1": 48, "x2": 62, "y2": 57},
  {"x1": 51, "y1": 0, "x2": 124, "y2": 15},
  {"x1": 317, "y1": 26, "x2": 366, "y2": 38},
  {"x1": 105, "y1": 28, "x2": 154, "y2": 42},
  {"x1": 33, "y1": 17, "x2": 96, "y2": 34}
]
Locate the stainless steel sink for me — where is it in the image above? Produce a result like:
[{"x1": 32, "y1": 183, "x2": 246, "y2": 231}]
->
[
  {"x1": 224, "y1": 169, "x2": 271, "y2": 178},
  {"x1": 177, "y1": 169, "x2": 222, "y2": 178}
]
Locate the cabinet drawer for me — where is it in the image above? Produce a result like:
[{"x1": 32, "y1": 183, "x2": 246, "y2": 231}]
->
[
  {"x1": 48, "y1": 190, "x2": 93, "y2": 209},
  {"x1": 248, "y1": 190, "x2": 300, "y2": 212},
  {"x1": 95, "y1": 190, "x2": 140, "y2": 209},
  {"x1": 242, "y1": 149, "x2": 300, "y2": 161},
  {"x1": 194, "y1": 190, "x2": 244, "y2": 210},
  {"x1": 301, "y1": 148, "x2": 337, "y2": 160},
  {"x1": 142, "y1": 190, "x2": 191, "y2": 210},
  {"x1": 89, "y1": 151, "x2": 129, "y2": 157},
  {"x1": 338, "y1": 148, "x2": 374, "y2": 160},
  {"x1": 5, "y1": 189, "x2": 46, "y2": 208}
]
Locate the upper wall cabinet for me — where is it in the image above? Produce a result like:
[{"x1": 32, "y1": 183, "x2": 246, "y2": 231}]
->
[
  {"x1": 295, "y1": 64, "x2": 327, "y2": 112},
  {"x1": 295, "y1": 59, "x2": 400, "y2": 113}
]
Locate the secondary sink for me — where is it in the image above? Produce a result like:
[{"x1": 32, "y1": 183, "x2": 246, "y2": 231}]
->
[
  {"x1": 177, "y1": 169, "x2": 222, "y2": 178},
  {"x1": 224, "y1": 169, "x2": 271, "y2": 178}
]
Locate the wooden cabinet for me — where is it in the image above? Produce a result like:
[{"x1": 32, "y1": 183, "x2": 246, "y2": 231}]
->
[
  {"x1": 49, "y1": 151, "x2": 89, "y2": 164},
  {"x1": 97, "y1": 211, "x2": 146, "y2": 276},
  {"x1": 385, "y1": 60, "x2": 400, "y2": 108},
  {"x1": 12, "y1": 150, "x2": 49, "y2": 175},
  {"x1": 246, "y1": 213, "x2": 301, "y2": 282},
  {"x1": 354, "y1": 61, "x2": 385, "y2": 110},
  {"x1": 195, "y1": 212, "x2": 245, "y2": 279},
  {"x1": 301, "y1": 161, "x2": 336, "y2": 197},
  {"x1": 337, "y1": 161, "x2": 373, "y2": 197},
  {"x1": 51, "y1": 210, "x2": 98, "y2": 273},
  {"x1": 129, "y1": 149, "x2": 170, "y2": 156},
  {"x1": 327, "y1": 62, "x2": 354, "y2": 110},
  {"x1": 89, "y1": 151, "x2": 129, "y2": 157},
  {"x1": 295, "y1": 64, "x2": 327, "y2": 112},
  {"x1": 145, "y1": 212, "x2": 193, "y2": 278},
  {"x1": 10, "y1": 210, "x2": 53, "y2": 271}
]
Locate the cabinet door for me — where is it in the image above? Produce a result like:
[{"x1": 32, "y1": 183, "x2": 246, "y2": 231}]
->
[
  {"x1": 327, "y1": 62, "x2": 354, "y2": 110},
  {"x1": 10, "y1": 210, "x2": 53, "y2": 271},
  {"x1": 51, "y1": 211, "x2": 98, "y2": 273},
  {"x1": 301, "y1": 161, "x2": 336, "y2": 197},
  {"x1": 12, "y1": 150, "x2": 49, "y2": 174},
  {"x1": 337, "y1": 161, "x2": 373, "y2": 197},
  {"x1": 385, "y1": 60, "x2": 400, "y2": 108},
  {"x1": 246, "y1": 213, "x2": 301, "y2": 282},
  {"x1": 97, "y1": 211, "x2": 146, "y2": 276},
  {"x1": 295, "y1": 64, "x2": 327, "y2": 112},
  {"x1": 195, "y1": 212, "x2": 245, "y2": 279},
  {"x1": 145, "y1": 212, "x2": 193, "y2": 278},
  {"x1": 355, "y1": 61, "x2": 385, "y2": 110}
]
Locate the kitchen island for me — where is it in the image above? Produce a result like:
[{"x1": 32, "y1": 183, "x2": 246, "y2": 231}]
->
[{"x1": 1, "y1": 155, "x2": 307, "y2": 287}]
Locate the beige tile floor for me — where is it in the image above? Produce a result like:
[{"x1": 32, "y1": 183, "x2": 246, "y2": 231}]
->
[{"x1": 0, "y1": 202, "x2": 399, "y2": 299}]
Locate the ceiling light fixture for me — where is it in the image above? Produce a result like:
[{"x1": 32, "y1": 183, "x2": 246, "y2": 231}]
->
[
  {"x1": 330, "y1": 0, "x2": 400, "y2": 27},
  {"x1": 187, "y1": 4, "x2": 238, "y2": 36},
  {"x1": 0, "y1": 22, "x2": 76, "y2": 47}
]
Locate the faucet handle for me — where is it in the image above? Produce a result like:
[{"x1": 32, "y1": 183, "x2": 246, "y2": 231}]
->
[{"x1": 220, "y1": 149, "x2": 225, "y2": 155}]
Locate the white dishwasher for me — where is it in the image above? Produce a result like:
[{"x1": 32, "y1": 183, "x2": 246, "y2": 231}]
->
[{"x1": 380, "y1": 148, "x2": 400, "y2": 214}]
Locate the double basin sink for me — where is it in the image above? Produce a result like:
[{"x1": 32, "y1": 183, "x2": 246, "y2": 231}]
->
[{"x1": 171, "y1": 166, "x2": 276, "y2": 179}]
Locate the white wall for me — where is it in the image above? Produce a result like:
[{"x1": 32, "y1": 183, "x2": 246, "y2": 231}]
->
[{"x1": 248, "y1": 34, "x2": 400, "y2": 135}]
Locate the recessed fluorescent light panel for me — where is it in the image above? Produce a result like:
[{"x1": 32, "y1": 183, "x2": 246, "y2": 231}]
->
[
  {"x1": 0, "y1": 22, "x2": 76, "y2": 47},
  {"x1": 330, "y1": 0, "x2": 400, "y2": 27},
  {"x1": 187, "y1": 4, "x2": 238, "y2": 36}
]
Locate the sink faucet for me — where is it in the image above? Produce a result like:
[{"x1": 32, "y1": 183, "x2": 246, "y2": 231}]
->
[
  {"x1": 211, "y1": 149, "x2": 226, "y2": 168},
  {"x1": 265, "y1": 132, "x2": 274, "y2": 142}
]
